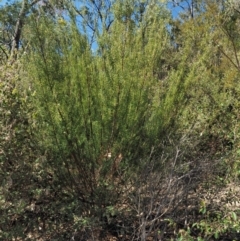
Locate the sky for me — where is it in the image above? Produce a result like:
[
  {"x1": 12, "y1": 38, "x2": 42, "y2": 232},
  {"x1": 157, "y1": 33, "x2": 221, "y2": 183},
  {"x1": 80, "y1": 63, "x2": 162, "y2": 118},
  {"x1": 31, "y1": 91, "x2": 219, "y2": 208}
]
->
[
  {"x1": 0, "y1": 0, "x2": 181, "y2": 53},
  {"x1": 0, "y1": 0, "x2": 181, "y2": 50},
  {"x1": 0, "y1": 0, "x2": 182, "y2": 19},
  {"x1": 0, "y1": 0, "x2": 11, "y2": 5}
]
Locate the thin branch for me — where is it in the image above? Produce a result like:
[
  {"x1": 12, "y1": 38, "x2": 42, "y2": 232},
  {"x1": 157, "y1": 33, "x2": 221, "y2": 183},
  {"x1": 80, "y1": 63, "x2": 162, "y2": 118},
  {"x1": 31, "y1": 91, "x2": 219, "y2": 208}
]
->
[
  {"x1": 72, "y1": 5, "x2": 95, "y2": 32},
  {"x1": 218, "y1": 45, "x2": 240, "y2": 71},
  {"x1": 171, "y1": 0, "x2": 186, "y2": 11},
  {"x1": 220, "y1": 26, "x2": 240, "y2": 70},
  {"x1": 30, "y1": 0, "x2": 41, "y2": 7},
  {"x1": 0, "y1": 45, "x2": 9, "y2": 60}
]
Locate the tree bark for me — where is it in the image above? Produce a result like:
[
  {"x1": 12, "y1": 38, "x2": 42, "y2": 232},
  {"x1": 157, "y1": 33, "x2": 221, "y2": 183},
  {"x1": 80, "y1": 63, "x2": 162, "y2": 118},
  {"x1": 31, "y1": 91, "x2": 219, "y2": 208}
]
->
[
  {"x1": 10, "y1": 0, "x2": 27, "y2": 59},
  {"x1": 10, "y1": 0, "x2": 40, "y2": 60}
]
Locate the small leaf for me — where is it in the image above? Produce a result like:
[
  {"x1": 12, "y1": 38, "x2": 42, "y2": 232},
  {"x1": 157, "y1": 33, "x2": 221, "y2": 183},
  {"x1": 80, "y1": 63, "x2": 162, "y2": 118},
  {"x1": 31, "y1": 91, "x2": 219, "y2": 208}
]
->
[
  {"x1": 232, "y1": 211, "x2": 237, "y2": 221},
  {"x1": 214, "y1": 231, "x2": 219, "y2": 239},
  {"x1": 192, "y1": 223, "x2": 198, "y2": 228},
  {"x1": 12, "y1": 88, "x2": 18, "y2": 95}
]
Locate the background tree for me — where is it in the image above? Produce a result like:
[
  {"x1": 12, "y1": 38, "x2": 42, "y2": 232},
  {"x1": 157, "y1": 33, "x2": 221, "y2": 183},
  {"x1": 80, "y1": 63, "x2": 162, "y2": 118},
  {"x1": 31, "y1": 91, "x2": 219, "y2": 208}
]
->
[{"x1": 0, "y1": 0, "x2": 68, "y2": 62}]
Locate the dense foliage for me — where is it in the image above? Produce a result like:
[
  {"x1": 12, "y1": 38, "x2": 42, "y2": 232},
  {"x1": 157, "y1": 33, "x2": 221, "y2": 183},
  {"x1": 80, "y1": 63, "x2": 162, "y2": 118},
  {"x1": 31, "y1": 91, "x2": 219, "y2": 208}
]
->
[{"x1": 1, "y1": 0, "x2": 240, "y2": 240}]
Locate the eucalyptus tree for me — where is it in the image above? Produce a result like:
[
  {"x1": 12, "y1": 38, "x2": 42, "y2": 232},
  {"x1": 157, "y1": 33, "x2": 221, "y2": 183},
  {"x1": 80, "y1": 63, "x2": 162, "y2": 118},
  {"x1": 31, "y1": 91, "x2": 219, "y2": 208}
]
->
[
  {"x1": 163, "y1": 0, "x2": 240, "y2": 161},
  {"x1": 0, "y1": 0, "x2": 68, "y2": 62}
]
